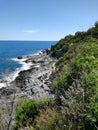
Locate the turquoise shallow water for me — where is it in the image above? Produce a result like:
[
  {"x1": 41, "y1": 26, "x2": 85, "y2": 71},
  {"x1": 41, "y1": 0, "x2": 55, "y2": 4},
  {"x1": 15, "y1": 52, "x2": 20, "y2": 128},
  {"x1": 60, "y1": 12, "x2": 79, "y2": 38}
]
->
[{"x1": 0, "y1": 41, "x2": 56, "y2": 78}]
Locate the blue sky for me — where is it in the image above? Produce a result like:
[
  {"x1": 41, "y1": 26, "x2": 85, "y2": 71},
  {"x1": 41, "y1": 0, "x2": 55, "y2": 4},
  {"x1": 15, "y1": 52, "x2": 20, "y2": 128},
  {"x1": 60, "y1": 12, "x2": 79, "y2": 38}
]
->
[{"x1": 0, "y1": 0, "x2": 98, "y2": 41}]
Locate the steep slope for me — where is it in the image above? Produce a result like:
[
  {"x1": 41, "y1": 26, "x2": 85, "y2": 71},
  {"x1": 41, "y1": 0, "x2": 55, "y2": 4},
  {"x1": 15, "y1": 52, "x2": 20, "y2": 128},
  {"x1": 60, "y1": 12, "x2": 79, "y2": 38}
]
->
[
  {"x1": 12, "y1": 22, "x2": 98, "y2": 130},
  {"x1": 50, "y1": 22, "x2": 98, "y2": 129}
]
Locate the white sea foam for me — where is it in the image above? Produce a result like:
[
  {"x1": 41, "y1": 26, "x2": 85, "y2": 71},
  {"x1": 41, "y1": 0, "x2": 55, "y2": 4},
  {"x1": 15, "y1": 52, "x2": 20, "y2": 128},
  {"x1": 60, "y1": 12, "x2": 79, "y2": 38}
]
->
[
  {"x1": 0, "y1": 56, "x2": 33, "y2": 88},
  {"x1": 0, "y1": 51, "x2": 43, "y2": 88},
  {"x1": 11, "y1": 57, "x2": 32, "y2": 80},
  {"x1": 0, "y1": 83, "x2": 6, "y2": 88}
]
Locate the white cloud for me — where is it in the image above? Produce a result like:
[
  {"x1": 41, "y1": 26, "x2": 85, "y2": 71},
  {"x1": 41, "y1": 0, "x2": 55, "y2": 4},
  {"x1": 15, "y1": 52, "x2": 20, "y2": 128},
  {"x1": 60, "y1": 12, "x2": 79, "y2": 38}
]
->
[{"x1": 22, "y1": 29, "x2": 40, "y2": 34}]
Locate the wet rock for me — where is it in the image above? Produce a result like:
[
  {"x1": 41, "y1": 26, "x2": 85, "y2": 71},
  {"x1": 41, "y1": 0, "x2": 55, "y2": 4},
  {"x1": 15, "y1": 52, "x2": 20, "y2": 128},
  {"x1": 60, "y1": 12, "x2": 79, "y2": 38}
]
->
[{"x1": 17, "y1": 56, "x2": 23, "y2": 59}]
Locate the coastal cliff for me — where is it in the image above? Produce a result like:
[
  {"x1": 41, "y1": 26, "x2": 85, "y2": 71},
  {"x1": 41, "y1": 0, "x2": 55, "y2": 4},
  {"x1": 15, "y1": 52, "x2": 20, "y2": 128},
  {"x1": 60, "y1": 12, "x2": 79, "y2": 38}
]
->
[{"x1": 0, "y1": 22, "x2": 98, "y2": 130}]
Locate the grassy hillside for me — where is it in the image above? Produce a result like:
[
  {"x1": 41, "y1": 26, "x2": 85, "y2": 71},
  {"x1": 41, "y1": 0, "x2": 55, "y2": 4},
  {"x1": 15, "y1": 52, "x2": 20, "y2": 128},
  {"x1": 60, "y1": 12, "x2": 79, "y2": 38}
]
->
[
  {"x1": 50, "y1": 22, "x2": 98, "y2": 129},
  {"x1": 13, "y1": 22, "x2": 98, "y2": 130},
  {"x1": 51, "y1": 22, "x2": 98, "y2": 59}
]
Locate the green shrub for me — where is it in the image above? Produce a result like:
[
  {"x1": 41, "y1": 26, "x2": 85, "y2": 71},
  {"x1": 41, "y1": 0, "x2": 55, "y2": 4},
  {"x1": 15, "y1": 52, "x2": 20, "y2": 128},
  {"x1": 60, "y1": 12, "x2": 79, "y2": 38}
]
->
[
  {"x1": 36, "y1": 98, "x2": 55, "y2": 109},
  {"x1": 34, "y1": 108, "x2": 65, "y2": 130},
  {"x1": 14, "y1": 99, "x2": 38, "y2": 128}
]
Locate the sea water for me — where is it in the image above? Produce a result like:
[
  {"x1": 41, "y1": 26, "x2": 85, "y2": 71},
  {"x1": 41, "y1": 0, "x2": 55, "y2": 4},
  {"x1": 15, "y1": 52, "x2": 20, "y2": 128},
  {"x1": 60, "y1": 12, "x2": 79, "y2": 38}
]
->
[{"x1": 0, "y1": 41, "x2": 56, "y2": 79}]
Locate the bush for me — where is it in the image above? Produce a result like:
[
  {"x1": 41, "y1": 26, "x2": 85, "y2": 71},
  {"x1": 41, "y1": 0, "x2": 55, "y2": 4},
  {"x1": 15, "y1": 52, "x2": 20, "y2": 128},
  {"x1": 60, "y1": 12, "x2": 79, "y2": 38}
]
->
[
  {"x1": 33, "y1": 108, "x2": 65, "y2": 130},
  {"x1": 14, "y1": 99, "x2": 38, "y2": 128},
  {"x1": 36, "y1": 98, "x2": 55, "y2": 109}
]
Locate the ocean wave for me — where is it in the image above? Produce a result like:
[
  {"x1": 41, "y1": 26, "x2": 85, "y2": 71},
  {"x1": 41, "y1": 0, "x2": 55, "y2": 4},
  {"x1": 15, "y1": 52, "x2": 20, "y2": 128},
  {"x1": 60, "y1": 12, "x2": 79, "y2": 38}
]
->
[{"x1": 0, "y1": 53, "x2": 35, "y2": 88}]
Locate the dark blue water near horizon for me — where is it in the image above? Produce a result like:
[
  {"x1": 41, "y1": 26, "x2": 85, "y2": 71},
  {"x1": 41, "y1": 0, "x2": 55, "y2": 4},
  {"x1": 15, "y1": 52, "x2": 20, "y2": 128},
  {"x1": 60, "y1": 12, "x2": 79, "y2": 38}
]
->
[{"x1": 0, "y1": 41, "x2": 56, "y2": 78}]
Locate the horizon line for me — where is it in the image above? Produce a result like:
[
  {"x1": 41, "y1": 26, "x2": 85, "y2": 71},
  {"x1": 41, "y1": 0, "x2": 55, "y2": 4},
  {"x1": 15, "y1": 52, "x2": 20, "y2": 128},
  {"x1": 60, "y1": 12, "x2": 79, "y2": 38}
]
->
[{"x1": 0, "y1": 40, "x2": 58, "y2": 42}]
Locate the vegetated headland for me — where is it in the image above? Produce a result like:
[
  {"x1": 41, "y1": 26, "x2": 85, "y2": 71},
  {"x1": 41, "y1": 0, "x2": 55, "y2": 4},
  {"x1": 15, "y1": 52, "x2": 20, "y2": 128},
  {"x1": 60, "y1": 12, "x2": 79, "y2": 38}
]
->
[{"x1": 0, "y1": 22, "x2": 98, "y2": 130}]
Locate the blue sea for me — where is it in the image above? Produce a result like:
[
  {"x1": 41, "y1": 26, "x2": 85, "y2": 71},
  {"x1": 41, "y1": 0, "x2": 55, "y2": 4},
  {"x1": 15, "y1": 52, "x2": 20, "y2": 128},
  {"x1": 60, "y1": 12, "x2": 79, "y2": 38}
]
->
[{"x1": 0, "y1": 41, "x2": 56, "y2": 79}]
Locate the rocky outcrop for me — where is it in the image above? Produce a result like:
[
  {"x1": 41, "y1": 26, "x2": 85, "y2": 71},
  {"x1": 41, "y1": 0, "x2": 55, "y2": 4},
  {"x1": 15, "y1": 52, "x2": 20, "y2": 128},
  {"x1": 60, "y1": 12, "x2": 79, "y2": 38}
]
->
[
  {"x1": 17, "y1": 56, "x2": 23, "y2": 59},
  {"x1": 15, "y1": 53, "x2": 55, "y2": 99},
  {"x1": 0, "y1": 52, "x2": 56, "y2": 100}
]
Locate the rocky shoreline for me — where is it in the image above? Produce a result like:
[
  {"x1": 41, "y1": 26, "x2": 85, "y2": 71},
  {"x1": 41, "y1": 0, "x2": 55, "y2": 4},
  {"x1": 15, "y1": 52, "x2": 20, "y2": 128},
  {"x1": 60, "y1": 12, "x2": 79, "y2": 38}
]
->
[
  {"x1": 0, "y1": 50, "x2": 57, "y2": 130},
  {"x1": 0, "y1": 51, "x2": 56, "y2": 101}
]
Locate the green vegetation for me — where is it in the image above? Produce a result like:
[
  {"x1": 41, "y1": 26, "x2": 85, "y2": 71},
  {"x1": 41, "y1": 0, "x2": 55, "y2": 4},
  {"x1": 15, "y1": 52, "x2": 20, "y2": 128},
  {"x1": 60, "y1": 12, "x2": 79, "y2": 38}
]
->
[
  {"x1": 14, "y1": 98, "x2": 56, "y2": 130},
  {"x1": 14, "y1": 22, "x2": 98, "y2": 130},
  {"x1": 14, "y1": 99, "x2": 38, "y2": 129},
  {"x1": 50, "y1": 22, "x2": 98, "y2": 129},
  {"x1": 33, "y1": 108, "x2": 65, "y2": 130}
]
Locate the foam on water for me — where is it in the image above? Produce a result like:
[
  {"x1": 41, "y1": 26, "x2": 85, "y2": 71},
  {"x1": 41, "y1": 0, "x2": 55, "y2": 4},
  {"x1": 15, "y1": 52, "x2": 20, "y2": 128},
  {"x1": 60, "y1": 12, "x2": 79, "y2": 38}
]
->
[{"x1": 0, "y1": 56, "x2": 33, "y2": 88}]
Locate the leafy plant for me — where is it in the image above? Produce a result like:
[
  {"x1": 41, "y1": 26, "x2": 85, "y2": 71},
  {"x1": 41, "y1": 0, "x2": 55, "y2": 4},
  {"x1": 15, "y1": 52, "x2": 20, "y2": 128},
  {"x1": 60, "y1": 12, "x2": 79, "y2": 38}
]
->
[{"x1": 14, "y1": 99, "x2": 38, "y2": 128}]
